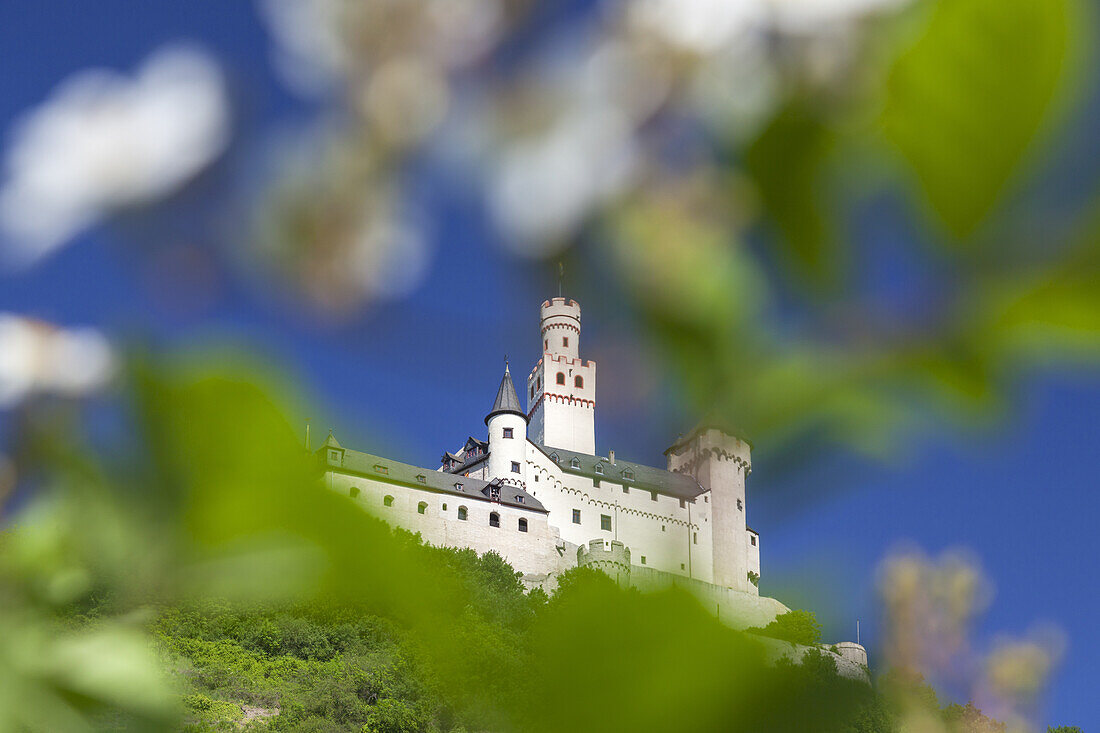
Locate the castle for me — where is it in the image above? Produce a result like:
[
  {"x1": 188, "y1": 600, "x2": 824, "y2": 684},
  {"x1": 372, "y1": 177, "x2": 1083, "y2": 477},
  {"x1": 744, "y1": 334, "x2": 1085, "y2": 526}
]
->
[{"x1": 317, "y1": 296, "x2": 867, "y2": 668}]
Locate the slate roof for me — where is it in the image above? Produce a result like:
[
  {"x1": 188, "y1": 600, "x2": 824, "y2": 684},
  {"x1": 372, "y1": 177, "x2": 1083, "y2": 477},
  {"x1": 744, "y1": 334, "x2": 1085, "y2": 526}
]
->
[
  {"x1": 532, "y1": 443, "x2": 705, "y2": 500},
  {"x1": 443, "y1": 451, "x2": 489, "y2": 475},
  {"x1": 484, "y1": 365, "x2": 526, "y2": 424},
  {"x1": 320, "y1": 445, "x2": 547, "y2": 513}
]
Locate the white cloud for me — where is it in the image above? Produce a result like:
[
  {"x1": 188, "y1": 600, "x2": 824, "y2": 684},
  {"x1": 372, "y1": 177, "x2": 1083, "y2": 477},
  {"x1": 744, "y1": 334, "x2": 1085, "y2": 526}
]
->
[
  {"x1": 0, "y1": 315, "x2": 115, "y2": 407},
  {"x1": 0, "y1": 46, "x2": 229, "y2": 266}
]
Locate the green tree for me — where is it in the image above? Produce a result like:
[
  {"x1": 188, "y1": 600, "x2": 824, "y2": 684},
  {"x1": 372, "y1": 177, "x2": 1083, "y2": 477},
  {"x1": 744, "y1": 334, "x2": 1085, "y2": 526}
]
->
[{"x1": 746, "y1": 610, "x2": 823, "y2": 645}]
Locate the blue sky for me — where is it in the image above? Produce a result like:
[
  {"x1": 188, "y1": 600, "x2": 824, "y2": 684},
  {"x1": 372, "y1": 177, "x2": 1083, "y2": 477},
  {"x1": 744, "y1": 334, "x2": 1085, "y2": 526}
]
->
[{"x1": 1, "y1": 1, "x2": 1097, "y2": 728}]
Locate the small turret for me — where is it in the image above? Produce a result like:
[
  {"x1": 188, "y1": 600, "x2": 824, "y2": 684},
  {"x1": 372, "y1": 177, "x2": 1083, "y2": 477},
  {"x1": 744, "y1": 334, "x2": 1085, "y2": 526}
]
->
[{"x1": 486, "y1": 361, "x2": 528, "y2": 489}]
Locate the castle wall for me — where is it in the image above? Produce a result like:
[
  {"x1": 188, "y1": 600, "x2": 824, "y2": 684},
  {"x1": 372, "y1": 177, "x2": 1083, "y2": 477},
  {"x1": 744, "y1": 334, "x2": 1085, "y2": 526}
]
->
[
  {"x1": 325, "y1": 469, "x2": 562, "y2": 576},
  {"x1": 524, "y1": 443, "x2": 717, "y2": 584},
  {"x1": 628, "y1": 564, "x2": 788, "y2": 629}
]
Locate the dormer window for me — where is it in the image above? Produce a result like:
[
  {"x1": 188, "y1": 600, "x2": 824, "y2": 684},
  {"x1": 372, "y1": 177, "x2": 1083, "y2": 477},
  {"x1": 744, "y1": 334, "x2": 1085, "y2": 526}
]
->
[
  {"x1": 623, "y1": 468, "x2": 634, "y2": 481},
  {"x1": 416, "y1": 474, "x2": 426, "y2": 483},
  {"x1": 329, "y1": 450, "x2": 340, "y2": 461},
  {"x1": 455, "y1": 482, "x2": 463, "y2": 491},
  {"x1": 570, "y1": 457, "x2": 580, "y2": 469},
  {"x1": 515, "y1": 495, "x2": 523, "y2": 503},
  {"x1": 594, "y1": 463, "x2": 604, "y2": 475},
  {"x1": 550, "y1": 452, "x2": 559, "y2": 462},
  {"x1": 373, "y1": 464, "x2": 388, "y2": 475}
]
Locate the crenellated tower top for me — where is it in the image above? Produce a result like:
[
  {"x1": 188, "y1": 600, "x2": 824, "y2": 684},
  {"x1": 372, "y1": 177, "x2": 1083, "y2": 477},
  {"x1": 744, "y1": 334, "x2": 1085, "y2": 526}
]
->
[{"x1": 540, "y1": 298, "x2": 581, "y2": 359}]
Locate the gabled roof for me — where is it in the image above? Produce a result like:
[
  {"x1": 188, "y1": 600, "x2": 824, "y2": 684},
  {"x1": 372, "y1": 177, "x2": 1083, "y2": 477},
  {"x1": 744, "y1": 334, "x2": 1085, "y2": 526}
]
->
[
  {"x1": 321, "y1": 432, "x2": 343, "y2": 450},
  {"x1": 321, "y1": 446, "x2": 547, "y2": 513},
  {"x1": 533, "y1": 443, "x2": 705, "y2": 500},
  {"x1": 485, "y1": 364, "x2": 526, "y2": 424}
]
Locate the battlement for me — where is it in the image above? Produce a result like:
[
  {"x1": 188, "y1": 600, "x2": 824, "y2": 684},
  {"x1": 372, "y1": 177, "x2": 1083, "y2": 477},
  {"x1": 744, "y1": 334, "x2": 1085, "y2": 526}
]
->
[{"x1": 578, "y1": 539, "x2": 631, "y2": 583}]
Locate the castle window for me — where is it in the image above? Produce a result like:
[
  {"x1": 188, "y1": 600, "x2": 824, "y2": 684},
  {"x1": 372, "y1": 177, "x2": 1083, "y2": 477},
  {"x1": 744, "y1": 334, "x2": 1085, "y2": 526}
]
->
[
  {"x1": 530, "y1": 385, "x2": 535, "y2": 398},
  {"x1": 442, "y1": 503, "x2": 447, "y2": 511},
  {"x1": 556, "y1": 372, "x2": 565, "y2": 385},
  {"x1": 679, "y1": 498, "x2": 686, "y2": 509},
  {"x1": 640, "y1": 556, "x2": 646, "y2": 565},
  {"x1": 693, "y1": 532, "x2": 698, "y2": 544},
  {"x1": 518, "y1": 518, "x2": 528, "y2": 532},
  {"x1": 704, "y1": 496, "x2": 709, "y2": 503},
  {"x1": 511, "y1": 461, "x2": 520, "y2": 473},
  {"x1": 489, "y1": 512, "x2": 500, "y2": 528},
  {"x1": 534, "y1": 475, "x2": 539, "y2": 482},
  {"x1": 601, "y1": 514, "x2": 612, "y2": 531},
  {"x1": 737, "y1": 498, "x2": 743, "y2": 511},
  {"x1": 418, "y1": 502, "x2": 427, "y2": 515},
  {"x1": 751, "y1": 535, "x2": 757, "y2": 546},
  {"x1": 374, "y1": 464, "x2": 388, "y2": 475},
  {"x1": 544, "y1": 339, "x2": 548, "y2": 350},
  {"x1": 458, "y1": 506, "x2": 468, "y2": 521},
  {"x1": 661, "y1": 525, "x2": 666, "y2": 532},
  {"x1": 570, "y1": 457, "x2": 580, "y2": 469},
  {"x1": 650, "y1": 491, "x2": 658, "y2": 502},
  {"x1": 563, "y1": 336, "x2": 569, "y2": 347},
  {"x1": 349, "y1": 487, "x2": 360, "y2": 499},
  {"x1": 416, "y1": 474, "x2": 426, "y2": 483},
  {"x1": 681, "y1": 563, "x2": 685, "y2": 570},
  {"x1": 594, "y1": 463, "x2": 604, "y2": 475},
  {"x1": 503, "y1": 427, "x2": 513, "y2": 439},
  {"x1": 383, "y1": 495, "x2": 394, "y2": 507},
  {"x1": 572, "y1": 509, "x2": 581, "y2": 524},
  {"x1": 574, "y1": 375, "x2": 583, "y2": 388},
  {"x1": 623, "y1": 469, "x2": 634, "y2": 481}
]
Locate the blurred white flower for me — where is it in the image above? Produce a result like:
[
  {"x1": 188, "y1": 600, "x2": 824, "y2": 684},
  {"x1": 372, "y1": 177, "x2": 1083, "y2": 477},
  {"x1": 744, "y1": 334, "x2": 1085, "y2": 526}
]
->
[
  {"x1": 0, "y1": 46, "x2": 229, "y2": 266},
  {"x1": 490, "y1": 106, "x2": 637, "y2": 253},
  {"x1": 256, "y1": 0, "x2": 348, "y2": 96},
  {"x1": 0, "y1": 314, "x2": 115, "y2": 407}
]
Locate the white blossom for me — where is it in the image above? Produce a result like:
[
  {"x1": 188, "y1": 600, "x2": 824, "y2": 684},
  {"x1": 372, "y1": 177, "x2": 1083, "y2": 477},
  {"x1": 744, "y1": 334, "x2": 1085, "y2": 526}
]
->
[
  {"x1": 0, "y1": 46, "x2": 229, "y2": 266},
  {"x1": 0, "y1": 314, "x2": 115, "y2": 407}
]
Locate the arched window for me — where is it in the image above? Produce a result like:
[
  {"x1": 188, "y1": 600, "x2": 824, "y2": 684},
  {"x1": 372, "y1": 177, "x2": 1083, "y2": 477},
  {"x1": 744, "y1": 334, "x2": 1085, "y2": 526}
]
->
[
  {"x1": 530, "y1": 385, "x2": 535, "y2": 398},
  {"x1": 489, "y1": 512, "x2": 500, "y2": 528},
  {"x1": 518, "y1": 518, "x2": 528, "y2": 532},
  {"x1": 457, "y1": 506, "x2": 468, "y2": 521},
  {"x1": 349, "y1": 487, "x2": 360, "y2": 499},
  {"x1": 418, "y1": 502, "x2": 427, "y2": 515},
  {"x1": 383, "y1": 495, "x2": 394, "y2": 507},
  {"x1": 574, "y1": 375, "x2": 583, "y2": 388},
  {"x1": 556, "y1": 372, "x2": 565, "y2": 385}
]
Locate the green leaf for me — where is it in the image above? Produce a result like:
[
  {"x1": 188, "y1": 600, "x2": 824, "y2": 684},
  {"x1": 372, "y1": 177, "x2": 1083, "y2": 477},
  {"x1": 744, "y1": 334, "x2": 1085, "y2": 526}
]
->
[{"x1": 883, "y1": 0, "x2": 1074, "y2": 238}]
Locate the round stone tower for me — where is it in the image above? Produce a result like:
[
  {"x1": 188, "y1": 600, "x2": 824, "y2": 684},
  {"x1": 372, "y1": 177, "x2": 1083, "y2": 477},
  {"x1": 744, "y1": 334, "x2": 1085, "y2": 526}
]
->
[
  {"x1": 540, "y1": 298, "x2": 581, "y2": 359},
  {"x1": 577, "y1": 539, "x2": 631, "y2": 585},
  {"x1": 528, "y1": 298, "x2": 596, "y2": 454},
  {"x1": 486, "y1": 362, "x2": 527, "y2": 489}
]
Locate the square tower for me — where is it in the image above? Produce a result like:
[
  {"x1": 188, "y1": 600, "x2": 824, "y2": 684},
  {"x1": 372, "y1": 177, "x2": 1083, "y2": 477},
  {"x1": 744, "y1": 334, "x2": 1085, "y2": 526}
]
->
[{"x1": 526, "y1": 298, "x2": 596, "y2": 455}]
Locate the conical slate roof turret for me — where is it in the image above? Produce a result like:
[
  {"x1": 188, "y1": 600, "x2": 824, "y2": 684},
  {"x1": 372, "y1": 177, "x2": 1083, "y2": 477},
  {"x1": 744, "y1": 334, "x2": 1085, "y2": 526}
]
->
[{"x1": 485, "y1": 360, "x2": 527, "y2": 425}]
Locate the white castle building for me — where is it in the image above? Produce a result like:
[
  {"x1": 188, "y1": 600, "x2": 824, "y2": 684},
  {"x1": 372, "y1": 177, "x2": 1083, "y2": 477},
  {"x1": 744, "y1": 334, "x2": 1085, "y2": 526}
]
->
[{"x1": 317, "y1": 296, "x2": 868, "y2": 665}]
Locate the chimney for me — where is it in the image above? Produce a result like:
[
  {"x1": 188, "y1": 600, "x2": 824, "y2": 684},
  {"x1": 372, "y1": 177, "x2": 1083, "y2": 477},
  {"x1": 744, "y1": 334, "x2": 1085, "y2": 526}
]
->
[{"x1": 609, "y1": 449, "x2": 615, "y2": 465}]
